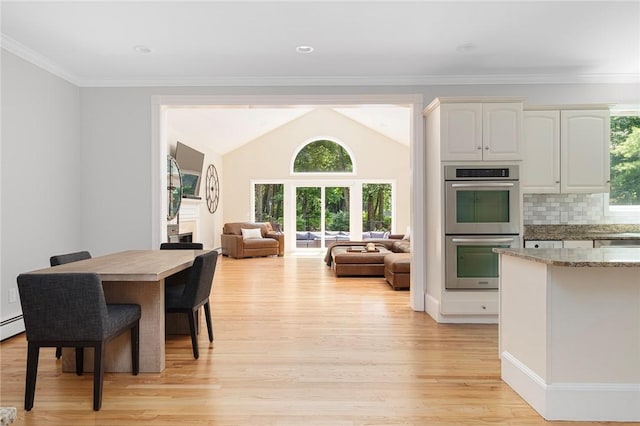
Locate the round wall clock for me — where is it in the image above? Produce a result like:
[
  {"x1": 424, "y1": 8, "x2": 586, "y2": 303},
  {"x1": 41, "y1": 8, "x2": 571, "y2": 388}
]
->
[{"x1": 205, "y1": 163, "x2": 220, "y2": 214}]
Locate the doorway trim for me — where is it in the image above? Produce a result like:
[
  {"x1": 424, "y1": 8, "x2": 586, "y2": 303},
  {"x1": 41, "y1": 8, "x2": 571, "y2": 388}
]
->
[{"x1": 151, "y1": 93, "x2": 425, "y2": 311}]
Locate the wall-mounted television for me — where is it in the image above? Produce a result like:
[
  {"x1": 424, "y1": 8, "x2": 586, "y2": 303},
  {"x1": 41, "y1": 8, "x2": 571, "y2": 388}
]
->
[{"x1": 174, "y1": 141, "x2": 205, "y2": 199}]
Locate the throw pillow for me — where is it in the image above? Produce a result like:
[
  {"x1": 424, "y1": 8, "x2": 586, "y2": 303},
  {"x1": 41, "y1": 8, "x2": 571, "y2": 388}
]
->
[
  {"x1": 402, "y1": 226, "x2": 411, "y2": 241},
  {"x1": 241, "y1": 228, "x2": 263, "y2": 240}
]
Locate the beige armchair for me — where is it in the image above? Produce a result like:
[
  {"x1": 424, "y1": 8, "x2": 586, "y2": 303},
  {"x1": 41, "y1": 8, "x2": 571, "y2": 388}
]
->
[{"x1": 221, "y1": 222, "x2": 284, "y2": 258}]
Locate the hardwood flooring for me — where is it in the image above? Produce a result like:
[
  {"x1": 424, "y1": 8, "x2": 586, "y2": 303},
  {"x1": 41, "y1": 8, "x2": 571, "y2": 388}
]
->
[{"x1": 0, "y1": 254, "x2": 632, "y2": 425}]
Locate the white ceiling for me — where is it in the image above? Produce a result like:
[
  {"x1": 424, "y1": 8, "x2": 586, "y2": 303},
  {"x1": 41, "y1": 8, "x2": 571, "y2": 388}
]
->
[
  {"x1": 2, "y1": 1, "x2": 638, "y2": 153},
  {"x1": 2, "y1": 1, "x2": 638, "y2": 87}
]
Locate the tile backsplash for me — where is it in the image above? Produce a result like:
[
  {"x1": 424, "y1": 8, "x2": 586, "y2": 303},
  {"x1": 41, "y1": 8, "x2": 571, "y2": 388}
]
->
[{"x1": 523, "y1": 193, "x2": 640, "y2": 225}]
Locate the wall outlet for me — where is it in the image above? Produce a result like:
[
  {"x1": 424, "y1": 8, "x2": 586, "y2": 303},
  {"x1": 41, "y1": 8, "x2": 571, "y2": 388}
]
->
[
  {"x1": 8, "y1": 288, "x2": 18, "y2": 303},
  {"x1": 560, "y1": 211, "x2": 569, "y2": 223}
]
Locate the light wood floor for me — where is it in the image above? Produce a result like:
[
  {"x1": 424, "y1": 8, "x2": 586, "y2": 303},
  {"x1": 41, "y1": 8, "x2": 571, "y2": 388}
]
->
[{"x1": 0, "y1": 255, "x2": 632, "y2": 425}]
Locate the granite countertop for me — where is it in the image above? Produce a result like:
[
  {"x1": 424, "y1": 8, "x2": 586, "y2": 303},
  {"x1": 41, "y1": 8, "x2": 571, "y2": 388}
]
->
[
  {"x1": 524, "y1": 224, "x2": 640, "y2": 241},
  {"x1": 494, "y1": 247, "x2": 640, "y2": 267}
]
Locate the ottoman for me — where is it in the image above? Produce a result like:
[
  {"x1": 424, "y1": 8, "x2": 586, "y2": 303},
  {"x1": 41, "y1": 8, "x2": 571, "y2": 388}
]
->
[
  {"x1": 384, "y1": 252, "x2": 411, "y2": 290},
  {"x1": 331, "y1": 246, "x2": 390, "y2": 277}
]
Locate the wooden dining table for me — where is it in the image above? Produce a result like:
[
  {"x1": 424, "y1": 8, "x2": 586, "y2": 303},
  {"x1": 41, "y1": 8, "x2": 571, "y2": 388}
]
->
[{"x1": 28, "y1": 249, "x2": 209, "y2": 373}]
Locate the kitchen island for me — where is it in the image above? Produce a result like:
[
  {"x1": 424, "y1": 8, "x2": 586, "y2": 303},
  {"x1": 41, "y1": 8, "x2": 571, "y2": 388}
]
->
[{"x1": 494, "y1": 247, "x2": 640, "y2": 422}]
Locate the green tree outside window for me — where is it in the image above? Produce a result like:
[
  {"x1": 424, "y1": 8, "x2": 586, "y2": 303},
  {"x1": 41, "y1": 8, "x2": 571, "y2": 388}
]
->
[{"x1": 610, "y1": 116, "x2": 640, "y2": 206}]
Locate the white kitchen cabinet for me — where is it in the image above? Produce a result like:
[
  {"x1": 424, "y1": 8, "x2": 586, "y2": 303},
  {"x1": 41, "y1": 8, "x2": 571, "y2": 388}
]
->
[
  {"x1": 522, "y1": 108, "x2": 610, "y2": 193},
  {"x1": 562, "y1": 240, "x2": 593, "y2": 248},
  {"x1": 438, "y1": 100, "x2": 523, "y2": 161},
  {"x1": 522, "y1": 110, "x2": 561, "y2": 192},
  {"x1": 561, "y1": 110, "x2": 610, "y2": 193}
]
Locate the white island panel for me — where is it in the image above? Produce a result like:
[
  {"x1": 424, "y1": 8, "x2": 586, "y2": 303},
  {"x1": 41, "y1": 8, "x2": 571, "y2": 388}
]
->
[
  {"x1": 549, "y1": 266, "x2": 640, "y2": 384},
  {"x1": 500, "y1": 255, "x2": 548, "y2": 380},
  {"x1": 497, "y1": 248, "x2": 640, "y2": 422}
]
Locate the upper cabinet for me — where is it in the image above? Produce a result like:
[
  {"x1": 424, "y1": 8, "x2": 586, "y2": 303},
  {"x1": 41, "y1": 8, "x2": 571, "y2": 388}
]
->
[
  {"x1": 434, "y1": 99, "x2": 523, "y2": 161},
  {"x1": 522, "y1": 108, "x2": 610, "y2": 193}
]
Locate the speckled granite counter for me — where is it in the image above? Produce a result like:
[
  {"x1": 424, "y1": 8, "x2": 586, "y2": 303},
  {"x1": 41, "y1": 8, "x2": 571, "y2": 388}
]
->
[
  {"x1": 494, "y1": 247, "x2": 640, "y2": 267},
  {"x1": 523, "y1": 224, "x2": 640, "y2": 241}
]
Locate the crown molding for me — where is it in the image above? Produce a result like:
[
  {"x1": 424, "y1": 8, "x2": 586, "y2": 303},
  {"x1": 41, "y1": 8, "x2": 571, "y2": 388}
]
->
[
  {"x1": 79, "y1": 73, "x2": 640, "y2": 88},
  {"x1": 1, "y1": 34, "x2": 82, "y2": 86},
  {"x1": 2, "y1": 33, "x2": 639, "y2": 88}
]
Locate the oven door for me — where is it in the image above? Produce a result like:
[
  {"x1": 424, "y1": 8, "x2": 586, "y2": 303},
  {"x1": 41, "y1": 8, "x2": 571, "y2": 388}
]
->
[
  {"x1": 445, "y1": 235, "x2": 520, "y2": 290},
  {"x1": 445, "y1": 181, "x2": 520, "y2": 235}
]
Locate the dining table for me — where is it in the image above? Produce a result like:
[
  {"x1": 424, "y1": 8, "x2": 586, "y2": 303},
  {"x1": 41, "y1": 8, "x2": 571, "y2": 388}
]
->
[{"x1": 28, "y1": 249, "x2": 209, "y2": 373}]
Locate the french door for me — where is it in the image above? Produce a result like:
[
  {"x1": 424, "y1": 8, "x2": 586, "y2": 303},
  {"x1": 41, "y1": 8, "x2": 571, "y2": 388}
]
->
[{"x1": 295, "y1": 185, "x2": 351, "y2": 249}]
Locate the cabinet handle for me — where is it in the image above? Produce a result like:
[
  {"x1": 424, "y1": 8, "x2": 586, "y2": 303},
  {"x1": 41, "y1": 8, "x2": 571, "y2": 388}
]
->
[
  {"x1": 484, "y1": 146, "x2": 489, "y2": 150},
  {"x1": 477, "y1": 146, "x2": 482, "y2": 150},
  {"x1": 555, "y1": 181, "x2": 560, "y2": 183}
]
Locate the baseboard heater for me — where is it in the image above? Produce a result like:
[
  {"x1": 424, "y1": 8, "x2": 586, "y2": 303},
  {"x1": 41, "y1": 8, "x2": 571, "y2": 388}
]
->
[{"x1": 0, "y1": 315, "x2": 25, "y2": 341}]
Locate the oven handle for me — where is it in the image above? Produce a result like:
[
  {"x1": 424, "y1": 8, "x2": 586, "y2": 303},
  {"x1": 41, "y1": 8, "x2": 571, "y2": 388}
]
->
[
  {"x1": 450, "y1": 237, "x2": 516, "y2": 243},
  {"x1": 450, "y1": 183, "x2": 516, "y2": 188}
]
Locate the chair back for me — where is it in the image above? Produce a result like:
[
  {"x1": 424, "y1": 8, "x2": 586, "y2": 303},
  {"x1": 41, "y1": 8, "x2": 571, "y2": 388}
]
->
[
  {"x1": 17, "y1": 273, "x2": 110, "y2": 342},
  {"x1": 181, "y1": 251, "x2": 218, "y2": 307},
  {"x1": 160, "y1": 243, "x2": 203, "y2": 250},
  {"x1": 50, "y1": 251, "x2": 92, "y2": 266}
]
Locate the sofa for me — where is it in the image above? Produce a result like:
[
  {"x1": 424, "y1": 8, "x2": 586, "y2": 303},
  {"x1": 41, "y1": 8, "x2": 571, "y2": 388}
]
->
[
  {"x1": 324, "y1": 234, "x2": 411, "y2": 290},
  {"x1": 221, "y1": 222, "x2": 284, "y2": 258}
]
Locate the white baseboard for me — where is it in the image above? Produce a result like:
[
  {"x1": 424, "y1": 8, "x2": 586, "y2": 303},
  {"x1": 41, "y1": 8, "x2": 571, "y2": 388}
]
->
[
  {"x1": 0, "y1": 315, "x2": 25, "y2": 341},
  {"x1": 501, "y1": 351, "x2": 640, "y2": 422},
  {"x1": 425, "y1": 294, "x2": 440, "y2": 321}
]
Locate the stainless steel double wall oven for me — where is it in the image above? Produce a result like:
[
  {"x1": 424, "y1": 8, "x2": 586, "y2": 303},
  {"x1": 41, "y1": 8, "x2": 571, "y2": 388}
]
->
[{"x1": 444, "y1": 165, "x2": 520, "y2": 290}]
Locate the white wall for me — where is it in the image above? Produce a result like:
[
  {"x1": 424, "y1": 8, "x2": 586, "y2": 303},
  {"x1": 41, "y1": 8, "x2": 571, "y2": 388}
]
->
[
  {"x1": 223, "y1": 107, "x2": 411, "y2": 233},
  {"x1": 1, "y1": 51, "x2": 81, "y2": 338}
]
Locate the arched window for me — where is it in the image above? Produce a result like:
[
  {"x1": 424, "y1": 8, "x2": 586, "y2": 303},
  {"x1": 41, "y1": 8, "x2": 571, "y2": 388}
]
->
[{"x1": 293, "y1": 139, "x2": 353, "y2": 173}]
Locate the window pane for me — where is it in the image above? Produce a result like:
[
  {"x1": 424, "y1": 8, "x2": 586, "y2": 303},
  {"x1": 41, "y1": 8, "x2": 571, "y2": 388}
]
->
[
  {"x1": 362, "y1": 183, "x2": 392, "y2": 232},
  {"x1": 610, "y1": 115, "x2": 640, "y2": 206},
  {"x1": 254, "y1": 184, "x2": 284, "y2": 231},
  {"x1": 293, "y1": 140, "x2": 353, "y2": 173},
  {"x1": 296, "y1": 187, "x2": 321, "y2": 232},
  {"x1": 325, "y1": 186, "x2": 350, "y2": 247}
]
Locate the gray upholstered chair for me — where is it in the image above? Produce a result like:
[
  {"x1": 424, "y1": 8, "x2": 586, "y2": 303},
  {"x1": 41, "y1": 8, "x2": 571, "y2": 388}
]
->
[
  {"x1": 49, "y1": 251, "x2": 93, "y2": 359},
  {"x1": 160, "y1": 242, "x2": 203, "y2": 250},
  {"x1": 165, "y1": 250, "x2": 218, "y2": 359},
  {"x1": 17, "y1": 273, "x2": 141, "y2": 411},
  {"x1": 50, "y1": 251, "x2": 92, "y2": 267}
]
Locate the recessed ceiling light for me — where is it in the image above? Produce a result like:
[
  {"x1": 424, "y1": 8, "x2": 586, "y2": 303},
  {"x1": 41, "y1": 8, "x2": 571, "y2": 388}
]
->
[
  {"x1": 133, "y1": 45, "x2": 152, "y2": 54},
  {"x1": 296, "y1": 45, "x2": 314, "y2": 54},
  {"x1": 456, "y1": 43, "x2": 476, "y2": 53}
]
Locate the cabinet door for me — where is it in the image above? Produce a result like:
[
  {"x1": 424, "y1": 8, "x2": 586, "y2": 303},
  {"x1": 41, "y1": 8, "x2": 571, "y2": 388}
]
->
[
  {"x1": 522, "y1": 110, "x2": 560, "y2": 193},
  {"x1": 561, "y1": 110, "x2": 610, "y2": 193},
  {"x1": 482, "y1": 103, "x2": 523, "y2": 161},
  {"x1": 440, "y1": 103, "x2": 483, "y2": 161}
]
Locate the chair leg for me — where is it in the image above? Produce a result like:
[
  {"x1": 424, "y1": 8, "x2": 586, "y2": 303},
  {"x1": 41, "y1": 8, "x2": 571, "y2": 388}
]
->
[
  {"x1": 75, "y1": 347, "x2": 84, "y2": 376},
  {"x1": 55, "y1": 346, "x2": 62, "y2": 359},
  {"x1": 187, "y1": 310, "x2": 199, "y2": 359},
  {"x1": 204, "y1": 302, "x2": 214, "y2": 342},
  {"x1": 93, "y1": 343, "x2": 105, "y2": 411},
  {"x1": 24, "y1": 343, "x2": 40, "y2": 411},
  {"x1": 131, "y1": 322, "x2": 140, "y2": 375}
]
